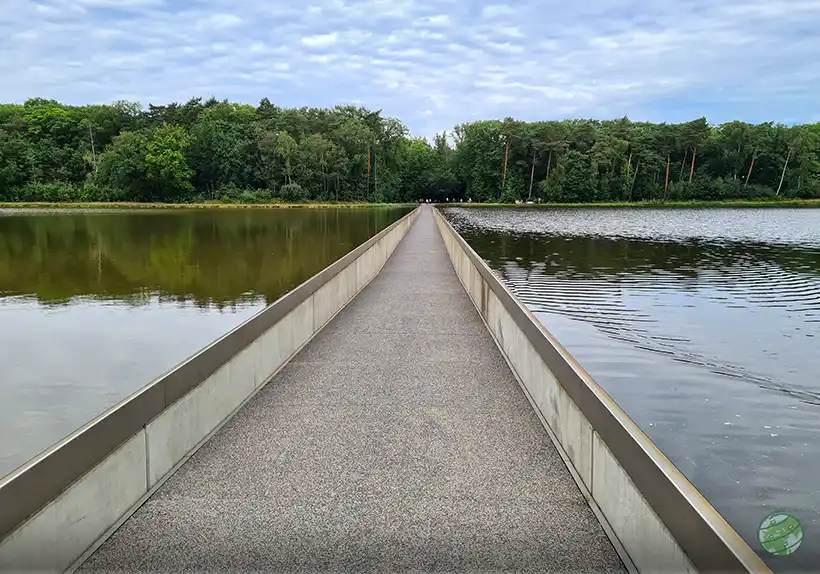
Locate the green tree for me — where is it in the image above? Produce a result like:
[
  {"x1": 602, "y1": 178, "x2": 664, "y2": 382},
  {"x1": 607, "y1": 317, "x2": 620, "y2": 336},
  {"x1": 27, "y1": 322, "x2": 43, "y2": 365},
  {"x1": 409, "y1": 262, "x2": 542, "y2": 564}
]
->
[
  {"x1": 561, "y1": 150, "x2": 595, "y2": 202},
  {"x1": 189, "y1": 107, "x2": 249, "y2": 198},
  {"x1": 96, "y1": 125, "x2": 193, "y2": 201},
  {"x1": 95, "y1": 130, "x2": 150, "y2": 201},
  {"x1": 275, "y1": 131, "x2": 297, "y2": 186},
  {"x1": 145, "y1": 125, "x2": 194, "y2": 200}
]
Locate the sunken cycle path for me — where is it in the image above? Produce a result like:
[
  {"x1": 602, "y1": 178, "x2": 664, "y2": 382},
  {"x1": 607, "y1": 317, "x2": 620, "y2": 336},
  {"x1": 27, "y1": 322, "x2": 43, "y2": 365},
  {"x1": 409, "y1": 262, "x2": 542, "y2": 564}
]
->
[{"x1": 81, "y1": 208, "x2": 623, "y2": 572}]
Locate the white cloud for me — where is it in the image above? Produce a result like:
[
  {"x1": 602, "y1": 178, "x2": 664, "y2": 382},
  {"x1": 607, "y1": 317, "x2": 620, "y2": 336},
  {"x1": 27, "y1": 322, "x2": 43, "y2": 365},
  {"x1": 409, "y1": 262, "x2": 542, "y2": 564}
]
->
[
  {"x1": 200, "y1": 13, "x2": 242, "y2": 28},
  {"x1": 14, "y1": 30, "x2": 40, "y2": 41},
  {"x1": 301, "y1": 32, "x2": 339, "y2": 48},
  {"x1": 35, "y1": 4, "x2": 62, "y2": 15},
  {"x1": 0, "y1": 0, "x2": 818, "y2": 137},
  {"x1": 76, "y1": 0, "x2": 163, "y2": 5},
  {"x1": 308, "y1": 54, "x2": 337, "y2": 63},
  {"x1": 419, "y1": 14, "x2": 450, "y2": 26},
  {"x1": 486, "y1": 41, "x2": 523, "y2": 54},
  {"x1": 379, "y1": 47, "x2": 426, "y2": 58},
  {"x1": 481, "y1": 4, "x2": 516, "y2": 18},
  {"x1": 497, "y1": 26, "x2": 524, "y2": 38}
]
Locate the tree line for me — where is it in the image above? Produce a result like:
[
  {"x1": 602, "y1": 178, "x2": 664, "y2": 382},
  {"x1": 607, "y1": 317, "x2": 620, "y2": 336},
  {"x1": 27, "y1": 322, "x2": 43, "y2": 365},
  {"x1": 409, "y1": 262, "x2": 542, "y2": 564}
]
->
[{"x1": 1, "y1": 97, "x2": 818, "y2": 204}]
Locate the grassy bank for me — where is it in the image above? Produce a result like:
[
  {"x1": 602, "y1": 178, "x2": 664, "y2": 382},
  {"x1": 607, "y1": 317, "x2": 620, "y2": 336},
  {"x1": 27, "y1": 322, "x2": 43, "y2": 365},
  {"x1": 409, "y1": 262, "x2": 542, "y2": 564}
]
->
[
  {"x1": 439, "y1": 198, "x2": 820, "y2": 208},
  {"x1": 4, "y1": 199, "x2": 819, "y2": 210},
  {"x1": 0, "y1": 201, "x2": 414, "y2": 210}
]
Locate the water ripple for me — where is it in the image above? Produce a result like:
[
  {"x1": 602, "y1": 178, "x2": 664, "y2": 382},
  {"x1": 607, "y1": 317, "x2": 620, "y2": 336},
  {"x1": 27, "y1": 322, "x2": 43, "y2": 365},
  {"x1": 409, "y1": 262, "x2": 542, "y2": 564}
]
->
[{"x1": 445, "y1": 206, "x2": 820, "y2": 572}]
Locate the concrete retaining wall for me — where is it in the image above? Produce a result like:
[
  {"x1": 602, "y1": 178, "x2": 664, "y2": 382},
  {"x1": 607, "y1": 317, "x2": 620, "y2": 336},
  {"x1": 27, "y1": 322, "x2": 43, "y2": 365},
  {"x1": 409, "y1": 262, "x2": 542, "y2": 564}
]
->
[
  {"x1": 432, "y1": 208, "x2": 769, "y2": 574},
  {"x1": 0, "y1": 207, "x2": 419, "y2": 573}
]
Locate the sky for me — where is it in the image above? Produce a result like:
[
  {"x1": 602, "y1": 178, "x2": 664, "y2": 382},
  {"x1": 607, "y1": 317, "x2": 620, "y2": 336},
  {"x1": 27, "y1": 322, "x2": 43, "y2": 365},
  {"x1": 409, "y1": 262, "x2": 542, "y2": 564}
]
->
[{"x1": 2, "y1": 0, "x2": 820, "y2": 137}]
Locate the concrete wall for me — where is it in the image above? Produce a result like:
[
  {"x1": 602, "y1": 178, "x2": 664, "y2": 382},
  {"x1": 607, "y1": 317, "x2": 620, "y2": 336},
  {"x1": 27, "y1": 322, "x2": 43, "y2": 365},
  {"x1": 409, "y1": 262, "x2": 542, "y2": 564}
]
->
[
  {"x1": 0, "y1": 208, "x2": 419, "y2": 573},
  {"x1": 432, "y1": 208, "x2": 769, "y2": 574}
]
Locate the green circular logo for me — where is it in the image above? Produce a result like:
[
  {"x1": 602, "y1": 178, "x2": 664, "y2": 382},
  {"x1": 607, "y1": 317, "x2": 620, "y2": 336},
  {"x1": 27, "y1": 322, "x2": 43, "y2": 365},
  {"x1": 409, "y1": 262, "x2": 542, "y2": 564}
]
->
[{"x1": 759, "y1": 512, "x2": 803, "y2": 556}]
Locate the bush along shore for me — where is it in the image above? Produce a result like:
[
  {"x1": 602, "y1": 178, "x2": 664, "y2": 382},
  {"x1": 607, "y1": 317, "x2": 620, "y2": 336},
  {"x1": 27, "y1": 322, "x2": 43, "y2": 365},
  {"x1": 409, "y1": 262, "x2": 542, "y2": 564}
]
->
[{"x1": 0, "y1": 200, "x2": 414, "y2": 209}]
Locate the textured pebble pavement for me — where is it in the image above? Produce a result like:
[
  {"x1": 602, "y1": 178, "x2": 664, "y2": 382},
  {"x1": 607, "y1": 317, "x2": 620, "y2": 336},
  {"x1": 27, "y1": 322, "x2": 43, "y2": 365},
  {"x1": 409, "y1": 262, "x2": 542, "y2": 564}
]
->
[{"x1": 81, "y1": 208, "x2": 624, "y2": 573}]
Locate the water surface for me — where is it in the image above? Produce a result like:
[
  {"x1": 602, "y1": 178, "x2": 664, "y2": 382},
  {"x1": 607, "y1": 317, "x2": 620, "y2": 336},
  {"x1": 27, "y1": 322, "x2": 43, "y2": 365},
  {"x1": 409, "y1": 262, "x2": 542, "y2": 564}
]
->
[
  {"x1": 444, "y1": 207, "x2": 820, "y2": 570},
  {"x1": 0, "y1": 207, "x2": 409, "y2": 477}
]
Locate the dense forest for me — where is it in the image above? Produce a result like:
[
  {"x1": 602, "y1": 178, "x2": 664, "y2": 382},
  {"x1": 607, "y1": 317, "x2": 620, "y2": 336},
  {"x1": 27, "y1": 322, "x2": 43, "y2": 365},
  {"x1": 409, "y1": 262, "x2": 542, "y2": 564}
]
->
[{"x1": 1, "y1": 97, "x2": 818, "y2": 203}]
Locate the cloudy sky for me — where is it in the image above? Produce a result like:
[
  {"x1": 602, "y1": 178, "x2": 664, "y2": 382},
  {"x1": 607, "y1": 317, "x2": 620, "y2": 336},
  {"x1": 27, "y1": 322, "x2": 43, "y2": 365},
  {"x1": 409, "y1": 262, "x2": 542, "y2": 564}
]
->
[{"x1": 2, "y1": 0, "x2": 819, "y2": 136}]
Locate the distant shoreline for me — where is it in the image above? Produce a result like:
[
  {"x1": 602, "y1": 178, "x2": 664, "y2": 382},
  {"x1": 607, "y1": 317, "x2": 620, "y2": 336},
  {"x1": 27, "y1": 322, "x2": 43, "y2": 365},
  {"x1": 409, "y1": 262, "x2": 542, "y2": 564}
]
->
[
  {"x1": 2, "y1": 199, "x2": 820, "y2": 210},
  {"x1": 440, "y1": 199, "x2": 820, "y2": 208},
  {"x1": 0, "y1": 202, "x2": 413, "y2": 210}
]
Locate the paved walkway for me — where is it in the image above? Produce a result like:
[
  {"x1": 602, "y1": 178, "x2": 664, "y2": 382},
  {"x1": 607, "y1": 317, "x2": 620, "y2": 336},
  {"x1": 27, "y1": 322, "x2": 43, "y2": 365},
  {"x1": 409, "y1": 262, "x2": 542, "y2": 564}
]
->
[{"x1": 82, "y1": 208, "x2": 623, "y2": 572}]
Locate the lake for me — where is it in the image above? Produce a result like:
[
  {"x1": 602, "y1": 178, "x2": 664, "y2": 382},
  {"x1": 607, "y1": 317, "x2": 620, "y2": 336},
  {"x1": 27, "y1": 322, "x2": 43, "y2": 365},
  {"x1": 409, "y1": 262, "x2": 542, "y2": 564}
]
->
[
  {"x1": 443, "y1": 206, "x2": 820, "y2": 570},
  {"x1": 0, "y1": 207, "x2": 410, "y2": 478}
]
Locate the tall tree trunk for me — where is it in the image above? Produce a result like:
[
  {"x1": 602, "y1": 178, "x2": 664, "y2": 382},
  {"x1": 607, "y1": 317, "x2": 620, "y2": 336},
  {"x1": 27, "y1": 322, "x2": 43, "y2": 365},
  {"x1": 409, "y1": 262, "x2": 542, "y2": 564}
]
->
[
  {"x1": 744, "y1": 151, "x2": 756, "y2": 187},
  {"x1": 689, "y1": 147, "x2": 697, "y2": 183},
  {"x1": 89, "y1": 126, "x2": 97, "y2": 173},
  {"x1": 776, "y1": 147, "x2": 792, "y2": 196},
  {"x1": 320, "y1": 153, "x2": 326, "y2": 197},
  {"x1": 629, "y1": 160, "x2": 640, "y2": 200},
  {"x1": 366, "y1": 148, "x2": 371, "y2": 197},
  {"x1": 501, "y1": 138, "x2": 510, "y2": 194},
  {"x1": 545, "y1": 151, "x2": 552, "y2": 181},
  {"x1": 679, "y1": 149, "x2": 688, "y2": 181},
  {"x1": 373, "y1": 151, "x2": 377, "y2": 197},
  {"x1": 664, "y1": 153, "x2": 670, "y2": 200},
  {"x1": 528, "y1": 154, "x2": 535, "y2": 200},
  {"x1": 734, "y1": 142, "x2": 741, "y2": 181}
]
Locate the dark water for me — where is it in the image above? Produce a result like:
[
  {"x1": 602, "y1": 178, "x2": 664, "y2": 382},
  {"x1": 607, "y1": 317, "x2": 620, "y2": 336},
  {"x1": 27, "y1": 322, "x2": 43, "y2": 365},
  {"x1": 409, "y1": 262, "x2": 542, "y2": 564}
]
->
[
  {"x1": 444, "y1": 207, "x2": 820, "y2": 571},
  {"x1": 0, "y1": 207, "x2": 409, "y2": 477}
]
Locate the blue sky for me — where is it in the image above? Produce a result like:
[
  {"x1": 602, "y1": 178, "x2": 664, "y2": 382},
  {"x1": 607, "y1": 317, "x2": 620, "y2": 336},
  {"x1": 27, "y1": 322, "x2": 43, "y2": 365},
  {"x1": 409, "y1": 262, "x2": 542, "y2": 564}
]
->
[{"x1": 3, "y1": 0, "x2": 820, "y2": 136}]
